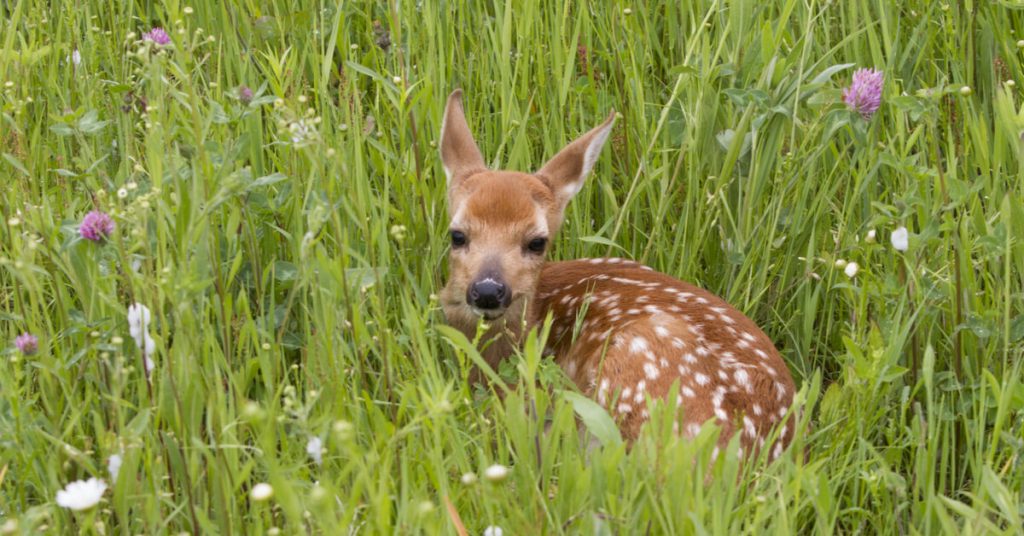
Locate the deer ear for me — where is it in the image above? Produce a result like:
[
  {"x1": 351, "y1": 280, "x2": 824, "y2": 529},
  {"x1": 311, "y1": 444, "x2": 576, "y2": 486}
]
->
[
  {"x1": 536, "y1": 111, "x2": 616, "y2": 211},
  {"x1": 439, "y1": 90, "x2": 486, "y2": 192}
]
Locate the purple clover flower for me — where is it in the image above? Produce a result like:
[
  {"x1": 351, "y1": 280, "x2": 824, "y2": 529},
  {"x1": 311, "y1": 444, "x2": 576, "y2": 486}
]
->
[
  {"x1": 843, "y1": 68, "x2": 884, "y2": 120},
  {"x1": 238, "y1": 85, "x2": 254, "y2": 104},
  {"x1": 79, "y1": 210, "x2": 115, "y2": 242},
  {"x1": 143, "y1": 27, "x2": 171, "y2": 46},
  {"x1": 15, "y1": 332, "x2": 38, "y2": 355}
]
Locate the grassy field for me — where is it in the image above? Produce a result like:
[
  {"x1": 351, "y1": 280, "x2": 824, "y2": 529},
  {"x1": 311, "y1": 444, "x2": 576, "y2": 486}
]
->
[{"x1": 2, "y1": 0, "x2": 1023, "y2": 533}]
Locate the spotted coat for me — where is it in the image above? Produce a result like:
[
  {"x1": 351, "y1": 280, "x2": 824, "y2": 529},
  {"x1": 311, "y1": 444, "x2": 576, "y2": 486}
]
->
[{"x1": 531, "y1": 257, "x2": 796, "y2": 459}]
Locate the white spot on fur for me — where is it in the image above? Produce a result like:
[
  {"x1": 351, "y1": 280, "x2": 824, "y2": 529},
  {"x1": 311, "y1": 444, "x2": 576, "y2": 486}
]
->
[
  {"x1": 743, "y1": 416, "x2": 757, "y2": 438},
  {"x1": 695, "y1": 373, "x2": 710, "y2": 386},
  {"x1": 643, "y1": 362, "x2": 660, "y2": 380}
]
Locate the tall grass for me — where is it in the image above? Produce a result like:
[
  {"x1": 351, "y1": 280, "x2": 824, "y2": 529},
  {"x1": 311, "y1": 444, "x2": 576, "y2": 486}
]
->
[{"x1": 1, "y1": 0, "x2": 1022, "y2": 533}]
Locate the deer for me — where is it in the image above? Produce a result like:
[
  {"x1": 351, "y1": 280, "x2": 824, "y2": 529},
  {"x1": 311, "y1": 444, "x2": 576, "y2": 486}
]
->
[{"x1": 438, "y1": 90, "x2": 796, "y2": 460}]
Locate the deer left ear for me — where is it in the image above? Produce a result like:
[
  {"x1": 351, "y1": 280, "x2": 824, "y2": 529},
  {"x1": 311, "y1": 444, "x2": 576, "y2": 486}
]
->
[{"x1": 536, "y1": 111, "x2": 616, "y2": 211}]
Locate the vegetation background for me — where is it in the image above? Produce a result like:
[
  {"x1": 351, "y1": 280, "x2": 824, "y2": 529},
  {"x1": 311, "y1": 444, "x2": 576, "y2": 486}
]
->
[{"x1": 1, "y1": 0, "x2": 1023, "y2": 533}]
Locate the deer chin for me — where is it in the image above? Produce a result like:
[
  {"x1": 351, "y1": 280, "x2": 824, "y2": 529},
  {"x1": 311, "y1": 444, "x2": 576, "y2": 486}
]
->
[{"x1": 470, "y1": 307, "x2": 506, "y2": 321}]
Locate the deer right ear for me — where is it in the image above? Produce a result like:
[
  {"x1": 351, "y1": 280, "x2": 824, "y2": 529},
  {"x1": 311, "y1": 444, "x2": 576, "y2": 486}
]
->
[{"x1": 439, "y1": 90, "x2": 486, "y2": 193}]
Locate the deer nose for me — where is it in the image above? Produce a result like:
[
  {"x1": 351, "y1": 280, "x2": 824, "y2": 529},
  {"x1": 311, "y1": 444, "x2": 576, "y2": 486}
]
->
[{"x1": 468, "y1": 279, "x2": 509, "y2": 310}]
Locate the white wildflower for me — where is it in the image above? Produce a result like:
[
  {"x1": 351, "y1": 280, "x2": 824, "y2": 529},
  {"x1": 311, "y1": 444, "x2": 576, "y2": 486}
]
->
[
  {"x1": 55, "y1": 478, "x2": 106, "y2": 510},
  {"x1": 107, "y1": 454, "x2": 122, "y2": 481},
  {"x1": 70, "y1": 49, "x2": 82, "y2": 67},
  {"x1": 127, "y1": 303, "x2": 151, "y2": 340},
  {"x1": 891, "y1": 226, "x2": 909, "y2": 252},
  {"x1": 289, "y1": 120, "x2": 315, "y2": 145},
  {"x1": 460, "y1": 472, "x2": 477, "y2": 485},
  {"x1": 483, "y1": 464, "x2": 509, "y2": 482},
  {"x1": 844, "y1": 262, "x2": 859, "y2": 278},
  {"x1": 250, "y1": 482, "x2": 274, "y2": 501},
  {"x1": 128, "y1": 303, "x2": 156, "y2": 371},
  {"x1": 483, "y1": 527, "x2": 504, "y2": 536},
  {"x1": 306, "y1": 436, "x2": 323, "y2": 466}
]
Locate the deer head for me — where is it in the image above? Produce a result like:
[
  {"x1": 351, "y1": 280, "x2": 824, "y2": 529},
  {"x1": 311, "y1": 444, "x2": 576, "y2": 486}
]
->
[{"x1": 438, "y1": 90, "x2": 615, "y2": 327}]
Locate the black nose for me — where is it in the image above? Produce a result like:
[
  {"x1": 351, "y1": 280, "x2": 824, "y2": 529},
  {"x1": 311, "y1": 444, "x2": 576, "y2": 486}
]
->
[{"x1": 468, "y1": 279, "x2": 509, "y2": 310}]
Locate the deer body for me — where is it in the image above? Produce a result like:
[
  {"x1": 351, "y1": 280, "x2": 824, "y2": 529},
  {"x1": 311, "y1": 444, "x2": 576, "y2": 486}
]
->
[{"x1": 438, "y1": 90, "x2": 796, "y2": 458}]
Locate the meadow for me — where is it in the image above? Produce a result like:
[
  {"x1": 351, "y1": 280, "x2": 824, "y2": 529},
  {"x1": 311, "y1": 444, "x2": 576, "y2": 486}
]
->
[{"x1": 1, "y1": 0, "x2": 1023, "y2": 533}]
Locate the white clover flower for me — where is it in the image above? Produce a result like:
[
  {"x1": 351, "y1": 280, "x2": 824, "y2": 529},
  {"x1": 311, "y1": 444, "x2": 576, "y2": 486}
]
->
[
  {"x1": 127, "y1": 303, "x2": 151, "y2": 339},
  {"x1": 460, "y1": 472, "x2": 477, "y2": 485},
  {"x1": 128, "y1": 303, "x2": 157, "y2": 372},
  {"x1": 107, "y1": 454, "x2": 122, "y2": 481},
  {"x1": 834, "y1": 258, "x2": 847, "y2": 269},
  {"x1": 483, "y1": 464, "x2": 509, "y2": 482},
  {"x1": 55, "y1": 478, "x2": 107, "y2": 510},
  {"x1": 844, "y1": 262, "x2": 859, "y2": 278},
  {"x1": 483, "y1": 527, "x2": 503, "y2": 536},
  {"x1": 289, "y1": 120, "x2": 315, "y2": 145},
  {"x1": 70, "y1": 49, "x2": 82, "y2": 67},
  {"x1": 306, "y1": 436, "x2": 323, "y2": 466},
  {"x1": 891, "y1": 226, "x2": 909, "y2": 252},
  {"x1": 864, "y1": 229, "x2": 876, "y2": 243},
  {"x1": 251, "y1": 482, "x2": 274, "y2": 501}
]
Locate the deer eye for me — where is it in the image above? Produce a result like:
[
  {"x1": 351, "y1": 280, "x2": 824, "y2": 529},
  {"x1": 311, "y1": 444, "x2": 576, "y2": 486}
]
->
[
  {"x1": 450, "y1": 230, "x2": 467, "y2": 248},
  {"x1": 526, "y1": 237, "x2": 548, "y2": 254}
]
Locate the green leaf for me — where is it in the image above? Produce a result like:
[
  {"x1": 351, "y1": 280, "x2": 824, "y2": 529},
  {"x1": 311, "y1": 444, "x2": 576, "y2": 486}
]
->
[
  {"x1": 344, "y1": 267, "x2": 386, "y2": 291},
  {"x1": 808, "y1": 62, "x2": 855, "y2": 86},
  {"x1": 249, "y1": 172, "x2": 288, "y2": 189},
  {"x1": 2, "y1": 152, "x2": 29, "y2": 176},
  {"x1": 578, "y1": 235, "x2": 626, "y2": 254},
  {"x1": 1009, "y1": 315, "x2": 1024, "y2": 341},
  {"x1": 273, "y1": 261, "x2": 299, "y2": 282},
  {"x1": 561, "y1": 390, "x2": 622, "y2": 447},
  {"x1": 435, "y1": 324, "x2": 506, "y2": 390}
]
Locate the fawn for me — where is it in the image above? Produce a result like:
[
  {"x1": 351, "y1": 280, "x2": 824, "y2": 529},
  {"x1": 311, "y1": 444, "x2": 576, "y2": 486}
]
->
[{"x1": 438, "y1": 90, "x2": 796, "y2": 459}]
